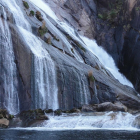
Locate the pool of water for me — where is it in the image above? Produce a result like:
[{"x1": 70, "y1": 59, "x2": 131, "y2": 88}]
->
[{"x1": 0, "y1": 129, "x2": 140, "y2": 140}]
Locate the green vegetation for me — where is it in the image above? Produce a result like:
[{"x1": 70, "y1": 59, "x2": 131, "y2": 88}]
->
[
  {"x1": 30, "y1": 10, "x2": 35, "y2": 16},
  {"x1": 135, "y1": 6, "x2": 140, "y2": 11},
  {"x1": 98, "y1": 0, "x2": 123, "y2": 22},
  {"x1": 38, "y1": 26, "x2": 48, "y2": 36},
  {"x1": 75, "y1": 41, "x2": 86, "y2": 52},
  {"x1": 123, "y1": 24, "x2": 131, "y2": 31},
  {"x1": 23, "y1": 1, "x2": 29, "y2": 9},
  {"x1": 88, "y1": 71, "x2": 95, "y2": 82},
  {"x1": 9, "y1": 115, "x2": 14, "y2": 120}
]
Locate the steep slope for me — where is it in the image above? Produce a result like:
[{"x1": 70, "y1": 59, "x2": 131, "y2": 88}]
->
[
  {"x1": 0, "y1": 0, "x2": 140, "y2": 116},
  {"x1": 46, "y1": 0, "x2": 140, "y2": 93}
]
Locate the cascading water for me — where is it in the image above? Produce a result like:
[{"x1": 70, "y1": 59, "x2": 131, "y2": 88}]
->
[
  {"x1": 19, "y1": 27, "x2": 58, "y2": 110},
  {"x1": 30, "y1": 0, "x2": 133, "y2": 88},
  {"x1": 81, "y1": 37, "x2": 133, "y2": 87},
  {"x1": 34, "y1": 112, "x2": 137, "y2": 130},
  {"x1": 1, "y1": 0, "x2": 59, "y2": 110},
  {"x1": 0, "y1": 6, "x2": 19, "y2": 115},
  {"x1": 29, "y1": 0, "x2": 84, "y2": 63}
]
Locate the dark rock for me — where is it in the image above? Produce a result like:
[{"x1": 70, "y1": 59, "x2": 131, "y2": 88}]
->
[
  {"x1": 97, "y1": 102, "x2": 127, "y2": 112},
  {"x1": 82, "y1": 104, "x2": 97, "y2": 112},
  {"x1": 70, "y1": 108, "x2": 81, "y2": 113},
  {"x1": 45, "y1": 109, "x2": 53, "y2": 113},
  {"x1": 19, "y1": 109, "x2": 48, "y2": 127},
  {"x1": 36, "y1": 115, "x2": 48, "y2": 120},
  {"x1": 54, "y1": 109, "x2": 62, "y2": 116}
]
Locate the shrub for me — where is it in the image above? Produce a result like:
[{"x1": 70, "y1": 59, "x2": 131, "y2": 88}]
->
[
  {"x1": 36, "y1": 11, "x2": 43, "y2": 21},
  {"x1": 88, "y1": 71, "x2": 95, "y2": 82},
  {"x1": 9, "y1": 114, "x2": 14, "y2": 120},
  {"x1": 98, "y1": 13, "x2": 108, "y2": 20},
  {"x1": 38, "y1": 26, "x2": 48, "y2": 36},
  {"x1": 23, "y1": 1, "x2": 29, "y2": 9},
  {"x1": 46, "y1": 37, "x2": 51, "y2": 44},
  {"x1": 30, "y1": 10, "x2": 34, "y2": 16},
  {"x1": 109, "y1": 10, "x2": 117, "y2": 19}
]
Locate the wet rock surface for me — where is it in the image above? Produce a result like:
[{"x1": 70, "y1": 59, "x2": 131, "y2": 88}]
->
[
  {"x1": 0, "y1": 0, "x2": 140, "y2": 119},
  {"x1": 19, "y1": 109, "x2": 49, "y2": 127},
  {"x1": 46, "y1": 0, "x2": 140, "y2": 94}
]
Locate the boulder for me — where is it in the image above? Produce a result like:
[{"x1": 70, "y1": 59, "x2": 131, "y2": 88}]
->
[
  {"x1": 0, "y1": 118, "x2": 9, "y2": 128},
  {"x1": 54, "y1": 109, "x2": 62, "y2": 116},
  {"x1": 97, "y1": 102, "x2": 127, "y2": 112},
  {"x1": 70, "y1": 108, "x2": 81, "y2": 113},
  {"x1": 45, "y1": 109, "x2": 53, "y2": 113},
  {"x1": 82, "y1": 104, "x2": 97, "y2": 112}
]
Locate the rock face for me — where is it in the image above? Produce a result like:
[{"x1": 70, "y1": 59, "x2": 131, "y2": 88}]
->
[
  {"x1": 0, "y1": 0, "x2": 140, "y2": 116},
  {"x1": 46, "y1": 0, "x2": 140, "y2": 93}
]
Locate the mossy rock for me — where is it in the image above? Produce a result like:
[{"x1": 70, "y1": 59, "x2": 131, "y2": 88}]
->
[
  {"x1": 45, "y1": 109, "x2": 53, "y2": 113},
  {"x1": 23, "y1": 1, "x2": 29, "y2": 9},
  {"x1": 35, "y1": 109, "x2": 44, "y2": 114},
  {"x1": 54, "y1": 109, "x2": 62, "y2": 116}
]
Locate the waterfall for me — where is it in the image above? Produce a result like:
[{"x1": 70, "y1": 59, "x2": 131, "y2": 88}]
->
[
  {"x1": 81, "y1": 37, "x2": 133, "y2": 88},
  {"x1": 29, "y1": 0, "x2": 133, "y2": 88},
  {"x1": 29, "y1": 0, "x2": 84, "y2": 63},
  {"x1": 1, "y1": 0, "x2": 59, "y2": 110},
  {"x1": 0, "y1": 6, "x2": 19, "y2": 115},
  {"x1": 19, "y1": 27, "x2": 58, "y2": 110}
]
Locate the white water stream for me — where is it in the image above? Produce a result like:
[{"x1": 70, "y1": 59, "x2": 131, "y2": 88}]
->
[
  {"x1": 29, "y1": 0, "x2": 133, "y2": 87},
  {"x1": 41, "y1": 112, "x2": 137, "y2": 130},
  {"x1": 0, "y1": 6, "x2": 19, "y2": 115}
]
